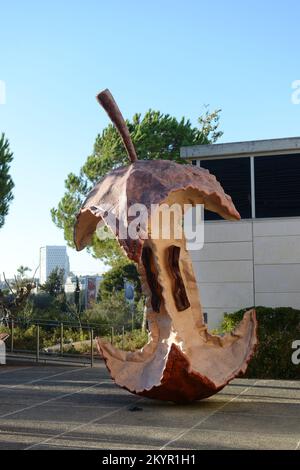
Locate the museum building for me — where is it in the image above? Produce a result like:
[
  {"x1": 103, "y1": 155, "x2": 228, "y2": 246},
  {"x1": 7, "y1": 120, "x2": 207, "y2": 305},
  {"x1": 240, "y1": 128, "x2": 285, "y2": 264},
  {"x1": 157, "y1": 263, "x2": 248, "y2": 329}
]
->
[{"x1": 181, "y1": 137, "x2": 300, "y2": 328}]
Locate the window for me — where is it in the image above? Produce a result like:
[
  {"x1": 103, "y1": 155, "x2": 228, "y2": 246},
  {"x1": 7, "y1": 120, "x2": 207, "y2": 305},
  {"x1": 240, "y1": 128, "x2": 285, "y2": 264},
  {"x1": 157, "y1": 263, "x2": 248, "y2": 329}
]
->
[
  {"x1": 200, "y1": 157, "x2": 251, "y2": 220},
  {"x1": 255, "y1": 153, "x2": 300, "y2": 218}
]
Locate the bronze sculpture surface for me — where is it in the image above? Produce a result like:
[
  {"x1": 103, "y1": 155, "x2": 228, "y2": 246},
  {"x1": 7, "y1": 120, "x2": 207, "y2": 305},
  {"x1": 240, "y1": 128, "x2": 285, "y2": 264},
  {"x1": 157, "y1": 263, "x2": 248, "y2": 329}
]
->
[{"x1": 74, "y1": 90, "x2": 258, "y2": 402}]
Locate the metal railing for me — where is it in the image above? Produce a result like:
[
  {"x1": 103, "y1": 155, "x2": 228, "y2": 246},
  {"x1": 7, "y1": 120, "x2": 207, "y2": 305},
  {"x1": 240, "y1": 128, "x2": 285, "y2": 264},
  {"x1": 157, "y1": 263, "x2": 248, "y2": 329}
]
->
[{"x1": 2, "y1": 319, "x2": 133, "y2": 367}]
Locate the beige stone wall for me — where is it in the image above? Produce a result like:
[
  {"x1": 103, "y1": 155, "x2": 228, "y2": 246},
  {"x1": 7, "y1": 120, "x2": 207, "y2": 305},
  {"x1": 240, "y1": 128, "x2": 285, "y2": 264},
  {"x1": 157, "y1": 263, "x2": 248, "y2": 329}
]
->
[{"x1": 190, "y1": 217, "x2": 300, "y2": 329}]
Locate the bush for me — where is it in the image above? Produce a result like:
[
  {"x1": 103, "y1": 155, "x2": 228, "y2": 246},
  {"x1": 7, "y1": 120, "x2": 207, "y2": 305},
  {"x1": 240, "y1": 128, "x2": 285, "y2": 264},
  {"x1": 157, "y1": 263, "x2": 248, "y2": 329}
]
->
[
  {"x1": 65, "y1": 329, "x2": 149, "y2": 355},
  {"x1": 0, "y1": 324, "x2": 89, "y2": 351},
  {"x1": 0, "y1": 323, "x2": 148, "y2": 355},
  {"x1": 221, "y1": 306, "x2": 300, "y2": 380},
  {"x1": 83, "y1": 290, "x2": 144, "y2": 329},
  {"x1": 107, "y1": 328, "x2": 148, "y2": 352}
]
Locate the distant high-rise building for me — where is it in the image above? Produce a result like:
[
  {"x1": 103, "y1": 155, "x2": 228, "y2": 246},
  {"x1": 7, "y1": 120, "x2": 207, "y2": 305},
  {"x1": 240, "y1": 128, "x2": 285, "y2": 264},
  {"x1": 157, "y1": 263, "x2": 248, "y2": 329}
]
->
[{"x1": 39, "y1": 246, "x2": 70, "y2": 285}]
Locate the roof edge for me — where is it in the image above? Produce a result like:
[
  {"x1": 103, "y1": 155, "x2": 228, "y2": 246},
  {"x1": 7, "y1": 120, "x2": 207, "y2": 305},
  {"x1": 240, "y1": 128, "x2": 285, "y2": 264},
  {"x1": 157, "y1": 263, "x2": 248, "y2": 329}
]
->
[{"x1": 181, "y1": 137, "x2": 300, "y2": 159}]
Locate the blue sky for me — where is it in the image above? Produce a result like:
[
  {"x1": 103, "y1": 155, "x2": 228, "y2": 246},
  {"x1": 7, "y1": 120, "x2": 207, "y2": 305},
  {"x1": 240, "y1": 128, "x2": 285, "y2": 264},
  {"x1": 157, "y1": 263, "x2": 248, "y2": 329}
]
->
[{"x1": 0, "y1": 0, "x2": 299, "y2": 278}]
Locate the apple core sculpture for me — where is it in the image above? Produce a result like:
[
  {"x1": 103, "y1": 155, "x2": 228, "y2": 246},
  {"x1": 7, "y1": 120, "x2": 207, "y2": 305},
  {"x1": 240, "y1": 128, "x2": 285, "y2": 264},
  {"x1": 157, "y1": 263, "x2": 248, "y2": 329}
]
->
[{"x1": 74, "y1": 90, "x2": 258, "y2": 403}]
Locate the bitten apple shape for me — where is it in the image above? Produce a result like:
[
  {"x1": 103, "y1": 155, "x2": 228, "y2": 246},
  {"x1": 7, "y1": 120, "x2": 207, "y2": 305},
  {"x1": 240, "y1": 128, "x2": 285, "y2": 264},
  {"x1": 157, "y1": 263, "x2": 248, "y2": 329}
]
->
[{"x1": 74, "y1": 90, "x2": 258, "y2": 403}]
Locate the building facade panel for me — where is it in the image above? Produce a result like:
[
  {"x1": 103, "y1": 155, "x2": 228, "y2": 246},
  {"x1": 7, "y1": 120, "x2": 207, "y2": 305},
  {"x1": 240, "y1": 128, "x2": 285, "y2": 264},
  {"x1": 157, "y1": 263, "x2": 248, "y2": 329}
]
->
[
  {"x1": 194, "y1": 260, "x2": 253, "y2": 283},
  {"x1": 255, "y1": 292, "x2": 300, "y2": 309},
  {"x1": 253, "y1": 235, "x2": 300, "y2": 264},
  {"x1": 197, "y1": 282, "x2": 254, "y2": 310},
  {"x1": 190, "y1": 241, "x2": 252, "y2": 262},
  {"x1": 204, "y1": 220, "x2": 252, "y2": 242},
  {"x1": 255, "y1": 264, "x2": 300, "y2": 293},
  {"x1": 253, "y1": 217, "x2": 300, "y2": 237}
]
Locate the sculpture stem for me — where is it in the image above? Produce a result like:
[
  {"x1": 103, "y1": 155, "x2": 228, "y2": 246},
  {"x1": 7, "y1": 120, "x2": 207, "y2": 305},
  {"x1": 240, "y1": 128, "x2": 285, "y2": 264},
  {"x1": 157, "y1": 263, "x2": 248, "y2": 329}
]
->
[{"x1": 97, "y1": 89, "x2": 138, "y2": 163}]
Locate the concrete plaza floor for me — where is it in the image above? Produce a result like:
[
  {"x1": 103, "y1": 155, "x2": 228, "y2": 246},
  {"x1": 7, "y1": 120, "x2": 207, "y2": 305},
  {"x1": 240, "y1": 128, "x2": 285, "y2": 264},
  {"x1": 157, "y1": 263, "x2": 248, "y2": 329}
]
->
[{"x1": 0, "y1": 362, "x2": 299, "y2": 450}]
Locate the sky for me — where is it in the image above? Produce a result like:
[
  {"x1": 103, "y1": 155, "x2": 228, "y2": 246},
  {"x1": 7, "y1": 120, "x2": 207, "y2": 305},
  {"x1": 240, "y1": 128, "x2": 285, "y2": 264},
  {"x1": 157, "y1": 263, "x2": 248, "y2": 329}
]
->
[{"x1": 0, "y1": 0, "x2": 300, "y2": 278}]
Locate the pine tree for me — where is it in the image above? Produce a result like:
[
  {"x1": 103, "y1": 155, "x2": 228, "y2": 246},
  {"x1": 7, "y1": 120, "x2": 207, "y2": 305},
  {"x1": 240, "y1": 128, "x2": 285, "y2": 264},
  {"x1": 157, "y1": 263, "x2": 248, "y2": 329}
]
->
[{"x1": 0, "y1": 133, "x2": 14, "y2": 229}]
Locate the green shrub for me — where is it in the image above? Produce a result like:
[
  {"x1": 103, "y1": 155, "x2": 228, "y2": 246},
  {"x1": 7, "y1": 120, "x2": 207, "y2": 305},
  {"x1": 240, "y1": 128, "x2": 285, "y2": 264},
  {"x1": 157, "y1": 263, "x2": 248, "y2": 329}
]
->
[
  {"x1": 0, "y1": 324, "x2": 89, "y2": 351},
  {"x1": 108, "y1": 329, "x2": 149, "y2": 352},
  {"x1": 221, "y1": 306, "x2": 300, "y2": 380},
  {"x1": 0, "y1": 322, "x2": 147, "y2": 354},
  {"x1": 44, "y1": 329, "x2": 149, "y2": 355},
  {"x1": 83, "y1": 290, "x2": 144, "y2": 329}
]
